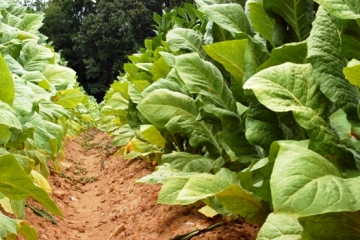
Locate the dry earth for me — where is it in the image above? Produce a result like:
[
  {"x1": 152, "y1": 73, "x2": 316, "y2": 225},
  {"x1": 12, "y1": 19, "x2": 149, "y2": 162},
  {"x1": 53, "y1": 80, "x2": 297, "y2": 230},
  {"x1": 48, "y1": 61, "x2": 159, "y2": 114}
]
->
[{"x1": 16, "y1": 129, "x2": 259, "y2": 240}]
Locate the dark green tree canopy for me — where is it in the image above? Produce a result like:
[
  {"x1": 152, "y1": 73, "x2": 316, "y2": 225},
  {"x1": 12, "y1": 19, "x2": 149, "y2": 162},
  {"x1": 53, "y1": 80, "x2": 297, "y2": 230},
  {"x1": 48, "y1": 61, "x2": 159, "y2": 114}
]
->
[{"x1": 73, "y1": 0, "x2": 154, "y2": 97}]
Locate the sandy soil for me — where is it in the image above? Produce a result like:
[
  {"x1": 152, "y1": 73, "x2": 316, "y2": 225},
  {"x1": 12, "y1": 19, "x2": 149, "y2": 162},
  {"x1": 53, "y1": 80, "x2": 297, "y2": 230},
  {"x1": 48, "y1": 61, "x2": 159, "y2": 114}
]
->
[{"x1": 16, "y1": 129, "x2": 259, "y2": 240}]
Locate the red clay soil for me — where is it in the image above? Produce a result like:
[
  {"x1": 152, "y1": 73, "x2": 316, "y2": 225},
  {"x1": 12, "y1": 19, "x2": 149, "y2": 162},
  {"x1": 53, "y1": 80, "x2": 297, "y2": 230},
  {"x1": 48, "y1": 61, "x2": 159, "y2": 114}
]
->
[{"x1": 16, "y1": 129, "x2": 259, "y2": 240}]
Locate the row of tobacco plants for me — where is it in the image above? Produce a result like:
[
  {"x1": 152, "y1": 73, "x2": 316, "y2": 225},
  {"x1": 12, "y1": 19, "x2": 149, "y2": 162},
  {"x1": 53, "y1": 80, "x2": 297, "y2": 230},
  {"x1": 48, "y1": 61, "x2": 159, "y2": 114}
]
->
[
  {"x1": 100, "y1": 0, "x2": 360, "y2": 238},
  {"x1": 0, "y1": 1, "x2": 98, "y2": 239}
]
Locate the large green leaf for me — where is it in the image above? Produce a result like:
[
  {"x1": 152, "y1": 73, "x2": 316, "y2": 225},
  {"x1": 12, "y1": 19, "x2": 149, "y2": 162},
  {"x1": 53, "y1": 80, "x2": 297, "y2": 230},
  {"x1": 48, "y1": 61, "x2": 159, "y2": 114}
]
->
[
  {"x1": 299, "y1": 211, "x2": 360, "y2": 239},
  {"x1": 0, "y1": 54, "x2": 14, "y2": 106},
  {"x1": 18, "y1": 41, "x2": 53, "y2": 71},
  {"x1": 137, "y1": 89, "x2": 222, "y2": 156},
  {"x1": 0, "y1": 101, "x2": 22, "y2": 145},
  {"x1": 27, "y1": 113, "x2": 64, "y2": 157},
  {"x1": 248, "y1": 1, "x2": 275, "y2": 46},
  {"x1": 344, "y1": 59, "x2": 360, "y2": 87},
  {"x1": 17, "y1": 14, "x2": 44, "y2": 33},
  {"x1": 257, "y1": 213, "x2": 303, "y2": 240},
  {"x1": 257, "y1": 41, "x2": 307, "y2": 71},
  {"x1": 42, "y1": 64, "x2": 76, "y2": 90},
  {"x1": 307, "y1": 7, "x2": 359, "y2": 120},
  {"x1": 199, "y1": 4, "x2": 252, "y2": 36},
  {"x1": 271, "y1": 142, "x2": 360, "y2": 216},
  {"x1": 263, "y1": 0, "x2": 311, "y2": 41},
  {"x1": 52, "y1": 89, "x2": 85, "y2": 109},
  {"x1": 175, "y1": 52, "x2": 236, "y2": 111},
  {"x1": 314, "y1": 0, "x2": 360, "y2": 19},
  {"x1": 0, "y1": 154, "x2": 62, "y2": 216},
  {"x1": 203, "y1": 39, "x2": 248, "y2": 85},
  {"x1": 166, "y1": 28, "x2": 205, "y2": 58},
  {"x1": 140, "y1": 125, "x2": 166, "y2": 148},
  {"x1": 0, "y1": 211, "x2": 17, "y2": 238},
  {"x1": 243, "y1": 63, "x2": 351, "y2": 163},
  {"x1": 159, "y1": 173, "x2": 266, "y2": 224},
  {"x1": 161, "y1": 152, "x2": 214, "y2": 172}
]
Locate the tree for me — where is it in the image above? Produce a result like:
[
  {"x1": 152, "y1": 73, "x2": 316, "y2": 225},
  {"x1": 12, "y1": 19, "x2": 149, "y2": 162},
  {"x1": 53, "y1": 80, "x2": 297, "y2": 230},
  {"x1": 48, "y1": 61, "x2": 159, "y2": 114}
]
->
[
  {"x1": 73, "y1": 0, "x2": 154, "y2": 99},
  {"x1": 40, "y1": 0, "x2": 96, "y2": 86}
]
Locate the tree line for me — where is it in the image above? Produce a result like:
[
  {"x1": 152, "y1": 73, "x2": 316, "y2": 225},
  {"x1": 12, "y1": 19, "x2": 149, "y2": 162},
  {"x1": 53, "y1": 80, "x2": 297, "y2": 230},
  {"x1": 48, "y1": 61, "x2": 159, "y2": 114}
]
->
[{"x1": 25, "y1": 0, "x2": 193, "y2": 100}]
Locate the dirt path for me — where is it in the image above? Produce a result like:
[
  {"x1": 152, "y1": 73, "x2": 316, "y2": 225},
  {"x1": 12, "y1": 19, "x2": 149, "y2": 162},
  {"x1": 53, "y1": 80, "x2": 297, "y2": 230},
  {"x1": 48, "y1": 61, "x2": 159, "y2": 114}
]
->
[{"x1": 20, "y1": 129, "x2": 259, "y2": 240}]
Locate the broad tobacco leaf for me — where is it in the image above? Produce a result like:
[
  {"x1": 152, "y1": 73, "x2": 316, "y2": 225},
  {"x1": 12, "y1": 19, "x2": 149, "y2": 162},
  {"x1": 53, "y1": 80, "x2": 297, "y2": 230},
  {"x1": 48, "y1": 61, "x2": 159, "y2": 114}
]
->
[
  {"x1": 243, "y1": 62, "x2": 355, "y2": 166},
  {"x1": 0, "y1": 154, "x2": 62, "y2": 216},
  {"x1": 248, "y1": 1, "x2": 275, "y2": 46},
  {"x1": 0, "y1": 211, "x2": 17, "y2": 238},
  {"x1": 52, "y1": 89, "x2": 85, "y2": 109},
  {"x1": 166, "y1": 28, "x2": 205, "y2": 58},
  {"x1": 270, "y1": 141, "x2": 360, "y2": 216},
  {"x1": 17, "y1": 14, "x2": 44, "y2": 33},
  {"x1": 158, "y1": 173, "x2": 267, "y2": 224},
  {"x1": 18, "y1": 41, "x2": 53, "y2": 72},
  {"x1": 0, "y1": 101, "x2": 22, "y2": 145},
  {"x1": 307, "y1": 7, "x2": 359, "y2": 120},
  {"x1": 137, "y1": 89, "x2": 222, "y2": 156},
  {"x1": 203, "y1": 39, "x2": 248, "y2": 85},
  {"x1": 0, "y1": 54, "x2": 15, "y2": 106},
  {"x1": 42, "y1": 64, "x2": 76, "y2": 90},
  {"x1": 257, "y1": 41, "x2": 307, "y2": 71},
  {"x1": 199, "y1": 4, "x2": 252, "y2": 36},
  {"x1": 257, "y1": 213, "x2": 303, "y2": 240},
  {"x1": 161, "y1": 152, "x2": 214, "y2": 172},
  {"x1": 175, "y1": 52, "x2": 236, "y2": 112}
]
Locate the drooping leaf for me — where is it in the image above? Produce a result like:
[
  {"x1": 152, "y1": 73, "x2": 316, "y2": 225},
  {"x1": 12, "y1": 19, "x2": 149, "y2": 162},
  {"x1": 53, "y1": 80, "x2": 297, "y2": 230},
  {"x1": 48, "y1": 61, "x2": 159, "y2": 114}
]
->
[
  {"x1": 161, "y1": 152, "x2": 214, "y2": 172},
  {"x1": 307, "y1": 7, "x2": 359, "y2": 120},
  {"x1": 42, "y1": 64, "x2": 76, "y2": 90},
  {"x1": 159, "y1": 173, "x2": 265, "y2": 224},
  {"x1": 0, "y1": 101, "x2": 22, "y2": 145},
  {"x1": 17, "y1": 14, "x2": 44, "y2": 33},
  {"x1": 166, "y1": 28, "x2": 205, "y2": 58},
  {"x1": 140, "y1": 125, "x2": 166, "y2": 148},
  {"x1": 51, "y1": 89, "x2": 85, "y2": 108},
  {"x1": 257, "y1": 213, "x2": 303, "y2": 240},
  {"x1": 330, "y1": 109, "x2": 352, "y2": 140},
  {"x1": 199, "y1": 4, "x2": 252, "y2": 36},
  {"x1": 243, "y1": 63, "x2": 351, "y2": 164},
  {"x1": 270, "y1": 142, "x2": 360, "y2": 216},
  {"x1": 248, "y1": 1, "x2": 276, "y2": 46},
  {"x1": 18, "y1": 41, "x2": 53, "y2": 71},
  {"x1": 17, "y1": 221, "x2": 38, "y2": 240},
  {"x1": 0, "y1": 54, "x2": 15, "y2": 106},
  {"x1": 137, "y1": 89, "x2": 222, "y2": 156},
  {"x1": 112, "y1": 124, "x2": 135, "y2": 146},
  {"x1": 257, "y1": 41, "x2": 307, "y2": 71},
  {"x1": 0, "y1": 211, "x2": 17, "y2": 238},
  {"x1": 0, "y1": 154, "x2": 62, "y2": 216},
  {"x1": 203, "y1": 39, "x2": 248, "y2": 85},
  {"x1": 175, "y1": 52, "x2": 236, "y2": 111},
  {"x1": 136, "y1": 163, "x2": 193, "y2": 185}
]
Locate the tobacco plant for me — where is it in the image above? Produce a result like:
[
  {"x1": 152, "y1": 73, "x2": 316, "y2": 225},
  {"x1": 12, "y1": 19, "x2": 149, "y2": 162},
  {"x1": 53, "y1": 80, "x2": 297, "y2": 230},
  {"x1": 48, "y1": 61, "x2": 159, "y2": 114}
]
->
[
  {"x1": 101, "y1": 0, "x2": 360, "y2": 238},
  {"x1": 0, "y1": 1, "x2": 97, "y2": 238}
]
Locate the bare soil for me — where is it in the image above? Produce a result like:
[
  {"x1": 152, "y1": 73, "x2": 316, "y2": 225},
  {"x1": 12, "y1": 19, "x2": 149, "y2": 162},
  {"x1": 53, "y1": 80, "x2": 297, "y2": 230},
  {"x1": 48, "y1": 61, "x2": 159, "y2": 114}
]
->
[{"x1": 17, "y1": 129, "x2": 259, "y2": 240}]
